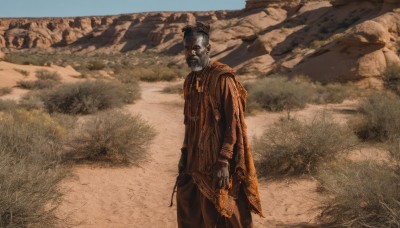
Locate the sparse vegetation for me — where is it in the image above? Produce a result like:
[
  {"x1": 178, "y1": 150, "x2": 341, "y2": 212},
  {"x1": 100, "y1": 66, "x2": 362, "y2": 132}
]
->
[
  {"x1": 17, "y1": 70, "x2": 61, "y2": 90},
  {"x1": 65, "y1": 110, "x2": 156, "y2": 165},
  {"x1": 246, "y1": 75, "x2": 356, "y2": 113},
  {"x1": 253, "y1": 114, "x2": 357, "y2": 178},
  {"x1": 352, "y1": 92, "x2": 400, "y2": 141},
  {"x1": 0, "y1": 99, "x2": 18, "y2": 111},
  {"x1": 246, "y1": 76, "x2": 316, "y2": 112},
  {"x1": 0, "y1": 109, "x2": 67, "y2": 227},
  {"x1": 87, "y1": 60, "x2": 106, "y2": 71},
  {"x1": 317, "y1": 160, "x2": 400, "y2": 227},
  {"x1": 162, "y1": 83, "x2": 183, "y2": 94},
  {"x1": 14, "y1": 68, "x2": 29, "y2": 76},
  {"x1": 41, "y1": 79, "x2": 140, "y2": 115},
  {"x1": 0, "y1": 87, "x2": 12, "y2": 96},
  {"x1": 383, "y1": 64, "x2": 400, "y2": 96}
]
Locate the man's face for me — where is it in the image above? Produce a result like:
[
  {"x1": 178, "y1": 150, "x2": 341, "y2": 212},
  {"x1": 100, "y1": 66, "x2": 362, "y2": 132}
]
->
[{"x1": 183, "y1": 34, "x2": 210, "y2": 72}]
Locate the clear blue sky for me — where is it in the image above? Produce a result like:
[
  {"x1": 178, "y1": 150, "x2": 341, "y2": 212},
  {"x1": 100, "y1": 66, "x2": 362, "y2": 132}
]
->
[{"x1": 0, "y1": 0, "x2": 245, "y2": 18}]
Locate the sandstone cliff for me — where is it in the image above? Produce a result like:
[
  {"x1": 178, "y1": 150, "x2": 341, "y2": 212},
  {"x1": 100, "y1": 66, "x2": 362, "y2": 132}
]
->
[{"x1": 1, "y1": 0, "x2": 400, "y2": 85}]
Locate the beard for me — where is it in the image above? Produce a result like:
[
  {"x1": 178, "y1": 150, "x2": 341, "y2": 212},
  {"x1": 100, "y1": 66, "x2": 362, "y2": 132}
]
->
[{"x1": 186, "y1": 56, "x2": 208, "y2": 72}]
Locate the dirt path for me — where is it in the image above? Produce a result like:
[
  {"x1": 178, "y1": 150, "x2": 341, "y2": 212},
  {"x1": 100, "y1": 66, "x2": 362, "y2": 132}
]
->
[{"x1": 57, "y1": 81, "x2": 333, "y2": 228}]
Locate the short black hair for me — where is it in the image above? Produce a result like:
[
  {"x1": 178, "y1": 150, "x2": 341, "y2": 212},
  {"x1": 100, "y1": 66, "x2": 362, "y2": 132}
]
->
[{"x1": 182, "y1": 22, "x2": 210, "y2": 45}]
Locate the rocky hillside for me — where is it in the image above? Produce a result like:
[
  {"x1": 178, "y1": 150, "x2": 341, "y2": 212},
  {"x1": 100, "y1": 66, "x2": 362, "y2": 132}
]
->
[{"x1": 1, "y1": 0, "x2": 400, "y2": 85}]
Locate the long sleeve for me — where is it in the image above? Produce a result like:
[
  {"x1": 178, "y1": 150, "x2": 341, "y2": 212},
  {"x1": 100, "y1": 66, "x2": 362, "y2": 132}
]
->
[{"x1": 217, "y1": 73, "x2": 239, "y2": 160}]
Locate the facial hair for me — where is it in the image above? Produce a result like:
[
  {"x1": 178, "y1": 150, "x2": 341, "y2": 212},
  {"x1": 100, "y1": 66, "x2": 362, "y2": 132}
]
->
[{"x1": 187, "y1": 55, "x2": 209, "y2": 72}]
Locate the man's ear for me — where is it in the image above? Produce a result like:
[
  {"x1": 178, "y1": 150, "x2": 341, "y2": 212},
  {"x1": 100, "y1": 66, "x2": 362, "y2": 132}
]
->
[{"x1": 207, "y1": 43, "x2": 211, "y2": 53}]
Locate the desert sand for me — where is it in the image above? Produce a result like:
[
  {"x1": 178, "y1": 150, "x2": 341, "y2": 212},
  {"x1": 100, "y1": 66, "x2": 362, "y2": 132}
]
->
[
  {"x1": 1, "y1": 61, "x2": 381, "y2": 227},
  {"x1": 54, "y1": 80, "x2": 357, "y2": 228}
]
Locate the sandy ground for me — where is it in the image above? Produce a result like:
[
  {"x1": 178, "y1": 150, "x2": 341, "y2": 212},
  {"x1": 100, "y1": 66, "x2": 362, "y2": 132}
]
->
[
  {"x1": 55, "y1": 80, "x2": 354, "y2": 228},
  {"x1": 0, "y1": 61, "x2": 368, "y2": 227}
]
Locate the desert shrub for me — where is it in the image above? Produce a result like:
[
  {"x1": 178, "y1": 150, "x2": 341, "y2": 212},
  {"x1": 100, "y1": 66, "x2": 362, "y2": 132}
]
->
[
  {"x1": 65, "y1": 110, "x2": 156, "y2": 165},
  {"x1": 352, "y1": 92, "x2": 400, "y2": 141},
  {"x1": 139, "y1": 66, "x2": 183, "y2": 82},
  {"x1": 113, "y1": 69, "x2": 141, "y2": 103},
  {"x1": 388, "y1": 136, "x2": 400, "y2": 166},
  {"x1": 0, "y1": 87, "x2": 12, "y2": 96},
  {"x1": 0, "y1": 153, "x2": 65, "y2": 227},
  {"x1": 162, "y1": 83, "x2": 184, "y2": 94},
  {"x1": 16, "y1": 70, "x2": 61, "y2": 90},
  {"x1": 18, "y1": 91, "x2": 45, "y2": 110},
  {"x1": 0, "y1": 99, "x2": 18, "y2": 111},
  {"x1": 315, "y1": 83, "x2": 354, "y2": 104},
  {"x1": 14, "y1": 68, "x2": 29, "y2": 76},
  {"x1": 317, "y1": 160, "x2": 400, "y2": 227},
  {"x1": 5, "y1": 52, "x2": 51, "y2": 66},
  {"x1": 41, "y1": 79, "x2": 139, "y2": 115},
  {"x1": 35, "y1": 69, "x2": 61, "y2": 81},
  {"x1": 246, "y1": 76, "x2": 316, "y2": 112},
  {"x1": 253, "y1": 114, "x2": 357, "y2": 178},
  {"x1": 87, "y1": 60, "x2": 106, "y2": 71},
  {"x1": 383, "y1": 64, "x2": 400, "y2": 96},
  {"x1": 0, "y1": 110, "x2": 67, "y2": 227}
]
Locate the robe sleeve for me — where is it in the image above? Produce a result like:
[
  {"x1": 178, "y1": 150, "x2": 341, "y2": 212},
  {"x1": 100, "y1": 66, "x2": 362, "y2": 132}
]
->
[{"x1": 217, "y1": 73, "x2": 239, "y2": 160}]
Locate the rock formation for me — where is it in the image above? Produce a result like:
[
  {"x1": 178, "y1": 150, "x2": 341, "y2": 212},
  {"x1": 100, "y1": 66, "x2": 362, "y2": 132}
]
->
[{"x1": 0, "y1": 0, "x2": 399, "y2": 85}]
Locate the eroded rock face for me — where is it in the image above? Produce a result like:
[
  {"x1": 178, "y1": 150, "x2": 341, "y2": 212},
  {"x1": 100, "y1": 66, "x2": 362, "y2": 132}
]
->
[
  {"x1": 331, "y1": 0, "x2": 400, "y2": 6},
  {"x1": 1, "y1": 0, "x2": 399, "y2": 86}
]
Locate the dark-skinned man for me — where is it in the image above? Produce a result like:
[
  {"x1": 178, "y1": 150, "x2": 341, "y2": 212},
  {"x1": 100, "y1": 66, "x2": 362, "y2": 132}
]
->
[{"x1": 176, "y1": 22, "x2": 263, "y2": 228}]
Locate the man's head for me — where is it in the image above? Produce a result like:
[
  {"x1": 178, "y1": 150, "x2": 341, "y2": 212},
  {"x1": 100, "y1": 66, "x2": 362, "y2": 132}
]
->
[{"x1": 182, "y1": 22, "x2": 211, "y2": 72}]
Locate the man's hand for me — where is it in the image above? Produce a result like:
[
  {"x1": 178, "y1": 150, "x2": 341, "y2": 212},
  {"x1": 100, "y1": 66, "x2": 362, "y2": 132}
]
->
[
  {"x1": 213, "y1": 159, "x2": 229, "y2": 189},
  {"x1": 178, "y1": 148, "x2": 187, "y2": 173}
]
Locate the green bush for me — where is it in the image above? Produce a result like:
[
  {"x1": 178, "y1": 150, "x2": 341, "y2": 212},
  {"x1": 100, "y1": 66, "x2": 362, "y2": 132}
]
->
[
  {"x1": 65, "y1": 110, "x2": 156, "y2": 165},
  {"x1": 253, "y1": 114, "x2": 357, "y2": 178},
  {"x1": 0, "y1": 110, "x2": 67, "y2": 227},
  {"x1": 352, "y1": 92, "x2": 400, "y2": 141},
  {"x1": 317, "y1": 160, "x2": 400, "y2": 227},
  {"x1": 383, "y1": 64, "x2": 400, "y2": 96},
  {"x1": 41, "y1": 79, "x2": 139, "y2": 115}
]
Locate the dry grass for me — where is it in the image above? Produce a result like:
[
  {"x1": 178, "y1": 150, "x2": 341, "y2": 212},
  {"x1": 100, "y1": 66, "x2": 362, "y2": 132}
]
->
[
  {"x1": 13, "y1": 68, "x2": 29, "y2": 76},
  {"x1": 383, "y1": 64, "x2": 400, "y2": 96},
  {"x1": 245, "y1": 75, "x2": 355, "y2": 113},
  {"x1": 0, "y1": 99, "x2": 18, "y2": 111},
  {"x1": 162, "y1": 83, "x2": 184, "y2": 94},
  {"x1": 0, "y1": 87, "x2": 12, "y2": 96},
  {"x1": 65, "y1": 109, "x2": 156, "y2": 165},
  {"x1": 0, "y1": 109, "x2": 68, "y2": 227},
  {"x1": 317, "y1": 160, "x2": 400, "y2": 227},
  {"x1": 40, "y1": 79, "x2": 140, "y2": 115},
  {"x1": 352, "y1": 92, "x2": 400, "y2": 141},
  {"x1": 17, "y1": 70, "x2": 61, "y2": 90},
  {"x1": 253, "y1": 113, "x2": 357, "y2": 178}
]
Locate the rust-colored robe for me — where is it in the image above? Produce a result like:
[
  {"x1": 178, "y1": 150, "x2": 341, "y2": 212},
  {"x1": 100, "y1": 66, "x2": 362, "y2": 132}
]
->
[{"x1": 182, "y1": 60, "x2": 263, "y2": 218}]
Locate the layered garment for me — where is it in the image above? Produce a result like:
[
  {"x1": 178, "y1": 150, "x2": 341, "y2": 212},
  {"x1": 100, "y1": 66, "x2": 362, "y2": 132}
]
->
[{"x1": 177, "y1": 60, "x2": 263, "y2": 227}]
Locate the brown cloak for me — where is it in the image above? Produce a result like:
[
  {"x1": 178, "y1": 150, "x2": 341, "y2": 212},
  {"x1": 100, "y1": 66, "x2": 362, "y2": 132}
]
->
[{"x1": 183, "y1": 60, "x2": 263, "y2": 218}]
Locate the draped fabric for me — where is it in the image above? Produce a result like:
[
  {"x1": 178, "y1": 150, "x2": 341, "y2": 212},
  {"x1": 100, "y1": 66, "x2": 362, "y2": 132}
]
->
[{"x1": 182, "y1": 61, "x2": 263, "y2": 218}]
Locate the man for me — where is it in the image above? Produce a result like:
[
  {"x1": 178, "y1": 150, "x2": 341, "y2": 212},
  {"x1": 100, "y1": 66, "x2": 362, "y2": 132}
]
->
[{"x1": 176, "y1": 22, "x2": 263, "y2": 228}]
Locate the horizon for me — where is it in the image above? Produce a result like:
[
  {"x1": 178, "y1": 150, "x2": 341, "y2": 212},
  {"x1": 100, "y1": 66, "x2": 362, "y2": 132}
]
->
[{"x1": 0, "y1": 0, "x2": 245, "y2": 18}]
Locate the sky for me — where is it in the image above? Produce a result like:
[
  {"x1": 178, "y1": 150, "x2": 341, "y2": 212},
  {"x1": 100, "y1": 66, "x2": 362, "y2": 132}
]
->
[{"x1": 0, "y1": 0, "x2": 245, "y2": 18}]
